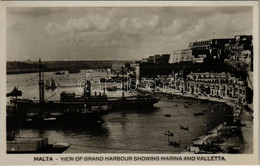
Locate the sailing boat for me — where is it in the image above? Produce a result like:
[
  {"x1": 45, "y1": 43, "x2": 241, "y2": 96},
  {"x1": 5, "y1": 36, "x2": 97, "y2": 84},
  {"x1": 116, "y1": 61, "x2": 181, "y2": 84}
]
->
[
  {"x1": 6, "y1": 86, "x2": 22, "y2": 97},
  {"x1": 45, "y1": 78, "x2": 57, "y2": 90}
]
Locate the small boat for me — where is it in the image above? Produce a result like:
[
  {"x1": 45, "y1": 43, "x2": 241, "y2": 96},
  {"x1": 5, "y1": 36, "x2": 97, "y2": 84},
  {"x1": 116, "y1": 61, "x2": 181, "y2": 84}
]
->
[
  {"x1": 164, "y1": 130, "x2": 174, "y2": 136},
  {"x1": 168, "y1": 140, "x2": 180, "y2": 147},
  {"x1": 6, "y1": 86, "x2": 22, "y2": 97},
  {"x1": 183, "y1": 105, "x2": 189, "y2": 108},
  {"x1": 203, "y1": 109, "x2": 207, "y2": 112},
  {"x1": 180, "y1": 125, "x2": 189, "y2": 131},
  {"x1": 193, "y1": 112, "x2": 206, "y2": 116},
  {"x1": 55, "y1": 71, "x2": 65, "y2": 75},
  {"x1": 45, "y1": 78, "x2": 57, "y2": 90},
  {"x1": 210, "y1": 109, "x2": 215, "y2": 113},
  {"x1": 164, "y1": 114, "x2": 171, "y2": 117},
  {"x1": 227, "y1": 146, "x2": 241, "y2": 154}
]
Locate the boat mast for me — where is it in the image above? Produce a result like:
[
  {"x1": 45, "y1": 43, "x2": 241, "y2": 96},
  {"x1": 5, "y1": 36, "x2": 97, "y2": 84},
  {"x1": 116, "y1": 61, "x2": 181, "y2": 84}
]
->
[{"x1": 39, "y1": 58, "x2": 44, "y2": 103}]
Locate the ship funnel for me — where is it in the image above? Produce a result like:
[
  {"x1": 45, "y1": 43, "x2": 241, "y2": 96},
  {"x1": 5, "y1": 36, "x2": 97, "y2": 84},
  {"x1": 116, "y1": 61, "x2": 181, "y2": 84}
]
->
[{"x1": 84, "y1": 72, "x2": 91, "y2": 97}]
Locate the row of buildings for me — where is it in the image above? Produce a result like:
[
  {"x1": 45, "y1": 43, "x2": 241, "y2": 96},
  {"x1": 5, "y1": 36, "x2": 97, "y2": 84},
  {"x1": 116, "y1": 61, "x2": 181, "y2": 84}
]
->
[
  {"x1": 185, "y1": 72, "x2": 248, "y2": 104},
  {"x1": 140, "y1": 72, "x2": 251, "y2": 104},
  {"x1": 140, "y1": 54, "x2": 170, "y2": 64},
  {"x1": 140, "y1": 35, "x2": 253, "y2": 71}
]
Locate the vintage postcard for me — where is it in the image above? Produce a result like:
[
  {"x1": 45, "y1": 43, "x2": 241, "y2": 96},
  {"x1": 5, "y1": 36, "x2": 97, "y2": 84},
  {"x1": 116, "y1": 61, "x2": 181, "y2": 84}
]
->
[{"x1": 0, "y1": 1, "x2": 259, "y2": 165}]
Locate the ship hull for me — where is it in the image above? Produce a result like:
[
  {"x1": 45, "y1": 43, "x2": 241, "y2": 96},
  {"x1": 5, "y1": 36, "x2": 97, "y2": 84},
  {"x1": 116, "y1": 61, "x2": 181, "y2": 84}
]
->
[
  {"x1": 7, "y1": 100, "x2": 105, "y2": 128},
  {"x1": 108, "y1": 99, "x2": 159, "y2": 110},
  {"x1": 7, "y1": 96, "x2": 159, "y2": 128},
  {"x1": 10, "y1": 97, "x2": 159, "y2": 113},
  {"x1": 88, "y1": 96, "x2": 159, "y2": 111}
]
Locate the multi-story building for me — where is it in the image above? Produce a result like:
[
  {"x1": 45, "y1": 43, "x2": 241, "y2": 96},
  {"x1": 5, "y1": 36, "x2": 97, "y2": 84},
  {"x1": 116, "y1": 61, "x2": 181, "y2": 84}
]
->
[
  {"x1": 169, "y1": 49, "x2": 193, "y2": 63},
  {"x1": 140, "y1": 58, "x2": 148, "y2": 63},
  {"x1": 239, "y1": 50, "x2": 252, "y2": 64},
  {"x1": 233, "y1": 35, "x2": 253, "y2": 51},
  {"x1": 147, "y1": 56, "x2": 155, "y2": 63},
  {"x1": 188, "y1": 38, "x2": 235, "y2": 61},
  {"x1": 185, "y1": 72, "x2": 246, "y2": 104},
  {"x1": 229, "y1": 35, "x2": 253, "y2": 70},
  {"x1": 169, "y1": 37, "x2": 237, "y2": 64},
  {"x1": 154, "y1": 54, "x2": 161, "y2": 63},
  {"x1": 158, "y1": 54, "x2": 170, "y2": 64},
  {"x1": 142, "y1": 54, "x2": 170, "y2": 64}
]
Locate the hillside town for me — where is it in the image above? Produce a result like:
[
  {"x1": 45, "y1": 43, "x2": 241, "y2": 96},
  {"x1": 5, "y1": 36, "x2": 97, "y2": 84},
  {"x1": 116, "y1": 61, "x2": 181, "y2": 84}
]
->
[{"x1": 132, "y1": 35, "x2": 253, "y2": 112}]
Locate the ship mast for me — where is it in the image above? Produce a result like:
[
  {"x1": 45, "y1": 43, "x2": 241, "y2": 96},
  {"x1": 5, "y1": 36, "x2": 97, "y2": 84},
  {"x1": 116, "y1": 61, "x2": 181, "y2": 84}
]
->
[
  {"x1": 121, "y1": 67, "x2": 125, "y2": 100},
  {"x1": 39, "y1": 58, "x2": 44, "y2": 103}
]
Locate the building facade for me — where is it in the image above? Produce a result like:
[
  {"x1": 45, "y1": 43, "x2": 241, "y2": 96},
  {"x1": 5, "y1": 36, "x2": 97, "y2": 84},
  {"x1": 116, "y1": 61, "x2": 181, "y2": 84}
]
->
[
  {"x1": 185, "y1": 72, "x2": 246, "y2": 104},
  {"x1": 229, "y1": 35, "x2": 253, "y2": 70},
  {"x1": 169, "y1": 49, "x2": 193, "y2": 63},
  {"x1": 141, "y1": 54, "x2": 170, "y2": 64},
  {"x1": 189, "y1": 38, "x2": 235, "y2": 61}
]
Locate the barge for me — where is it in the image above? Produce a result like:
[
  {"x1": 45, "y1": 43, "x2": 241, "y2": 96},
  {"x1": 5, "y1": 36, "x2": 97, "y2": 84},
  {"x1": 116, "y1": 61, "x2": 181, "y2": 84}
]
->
[{"x1": 7, "y1": 137, "x2": 70, "y2": 154}]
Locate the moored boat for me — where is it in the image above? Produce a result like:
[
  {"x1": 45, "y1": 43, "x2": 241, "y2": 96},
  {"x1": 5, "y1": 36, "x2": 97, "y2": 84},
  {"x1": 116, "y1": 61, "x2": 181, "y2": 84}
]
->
[
  {"x1": 55, "y1": 71, "x2": 65, "y2": 75},
  {"x1": 7, "y1": 136, "x2": 70, "y2": 153},
  {"x1": 193, "y1": 112, "x2": 206, "y2": 116},
  {"x1": 164, "y1": 114, "x2": 171, "y2": 117},
  {"x1": 45, "y1": 78, "x2": 57, "y2": 90},
  {"x1": 180, "y1": 125, "x2": 189, "y2": 131},
  {"x1": 165, "y1": 130, "x2": 174, "y2": 136},
  {"x1": 168, "y1": 140, "x2": 180, "y2": 147},
  {"x1": 183, "y1": 105, "x2": 189, "y2": 108}
]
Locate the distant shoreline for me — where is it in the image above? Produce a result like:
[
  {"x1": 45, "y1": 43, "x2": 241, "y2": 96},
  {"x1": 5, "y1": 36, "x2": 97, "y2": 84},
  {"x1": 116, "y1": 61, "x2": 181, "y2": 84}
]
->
[
  {"x1": 7, "y1": 69, "x2": 61, "y2": 75},
  {"x1": 6, "y1": 60, "x2": 134, "y2": 75}
]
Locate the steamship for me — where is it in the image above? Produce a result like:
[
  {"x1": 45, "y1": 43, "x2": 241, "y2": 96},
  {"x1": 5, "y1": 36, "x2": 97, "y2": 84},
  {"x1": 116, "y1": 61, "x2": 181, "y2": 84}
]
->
[
  {"x1": 8, "y1": 59, "x2": 159, "y2": 127},
  {"x1": 8, "y1": 59, "x2": 108, "y2": 127}
]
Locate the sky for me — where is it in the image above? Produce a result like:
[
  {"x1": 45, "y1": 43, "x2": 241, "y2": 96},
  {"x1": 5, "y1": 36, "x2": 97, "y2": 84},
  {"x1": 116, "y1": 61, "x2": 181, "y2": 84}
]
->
[{"x1": 6, "y1": 6, "x2": 252, "y2": 61}]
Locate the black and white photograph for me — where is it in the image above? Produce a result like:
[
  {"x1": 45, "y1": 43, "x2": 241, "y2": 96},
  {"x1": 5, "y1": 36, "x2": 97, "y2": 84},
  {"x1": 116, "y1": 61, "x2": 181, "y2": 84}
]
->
[{"x1": 1, "y1": 1, "x2": 259, "y2": 165}]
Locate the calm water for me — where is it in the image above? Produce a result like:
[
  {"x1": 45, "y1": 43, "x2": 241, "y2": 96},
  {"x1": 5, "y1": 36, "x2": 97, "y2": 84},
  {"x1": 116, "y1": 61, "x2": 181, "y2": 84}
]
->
[{"x1": 7, "y1": 70, "x2": 231, "y2": 153}]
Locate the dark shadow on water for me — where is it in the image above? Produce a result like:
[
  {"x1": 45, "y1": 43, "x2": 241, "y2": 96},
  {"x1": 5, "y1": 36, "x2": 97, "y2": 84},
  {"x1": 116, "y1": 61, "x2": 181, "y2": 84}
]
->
[
  {"x1": 58, "y1": 125, "x2": 110, "y2": 137},
  {"x1": 108, "y1": 107, "x2": 159, "y2": 116},
  {"x1": 8, "y1": 123, "x2": 110, "y2": 138},
  {"x1": 133, "y1": 107, "x2": 160, "y2": 114}
]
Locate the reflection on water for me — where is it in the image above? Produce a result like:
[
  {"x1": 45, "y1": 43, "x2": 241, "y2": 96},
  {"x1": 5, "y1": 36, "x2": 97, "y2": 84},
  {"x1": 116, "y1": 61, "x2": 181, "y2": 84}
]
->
[{"x1": 7, "y1": 71, "x2": 232, "y2": 153}]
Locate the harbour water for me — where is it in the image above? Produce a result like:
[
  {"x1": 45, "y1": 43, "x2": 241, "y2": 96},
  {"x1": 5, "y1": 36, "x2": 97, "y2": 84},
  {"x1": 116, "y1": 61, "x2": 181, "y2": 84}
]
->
[{"x1": 7, "y1": 70, "x2": 232, "y2": 153}]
